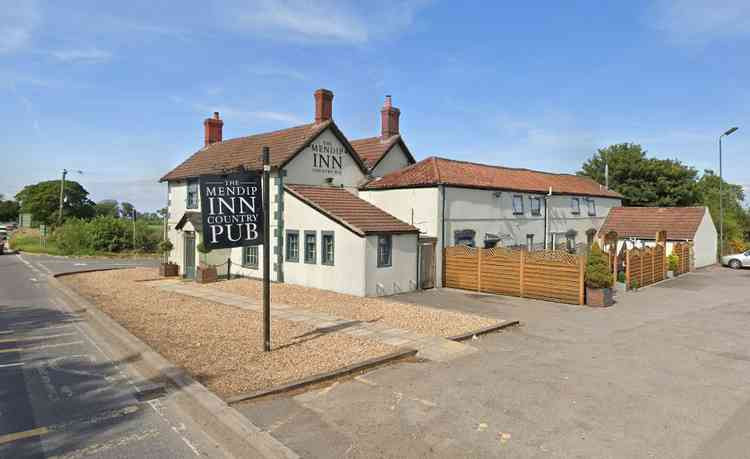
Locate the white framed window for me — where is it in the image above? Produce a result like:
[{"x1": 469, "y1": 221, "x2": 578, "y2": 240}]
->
[
  {"x1": 186, "y1": 179, "x2": 199, "y2": 209},
  {"x1": 243, "y1": 246, "x2": 258, "y2": 268},
  {"x1": 286, "y1": 230, "x2": 299, "y2": 262},
  {"x1": 377, "y1": 235, "x2": 392, "y2": 267},
  {"x1": 322, "y1": 232, "x2": 335, "y2": 266},
  {"x1": 512, "y1": 195, "x2": 524, "y2": 215},
  {"x1": 526, "y1": 234, "x2": 534, "y2": 251},
  {"x1": 304, "y1": 231, "x2": 317, "y2": 264},
  {"x1": 571, "y1": 197, "x2": 580, "y2": 215},
  {"x1": 530, "y1": 197, "x2": 541, "y2": 216},
  {"x1": 587, "y1": 199, "x2": 596, "y2": 216}
]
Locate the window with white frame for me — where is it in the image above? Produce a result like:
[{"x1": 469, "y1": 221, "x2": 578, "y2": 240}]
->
[
  {"x1": 304, "y1": 231, "x2": 317, "y2": 264},
  {"x1": 526, "y1": 234, "x2": 534, "y2": 251},
  {"x1": 586, "y1": 199, "x2": 596, "y2": 216},
  {"x1": 530, "y1": 197, "x2": 541, "y2": 216},
  {"x1": 186, "y1": 179, "x2": 199, "y2": 209},
  {"x1": 322, "y1": 232, "x2": 334, "y2": 265},
  {"x1": 377, "y1": 235, "x2": 392, "y2": 267},
  {"x1": 512, "y1": 195, "x2": 524, "y2": 215},
  {"x1": 571, "y1": 197, "x2": 580, "y2": 215},
  {"x1": 286, "y1": 230, "x2": 299, "y2": 262},
  {"x1": 242, "y1": 246, "x2": 258, "y2": 268}
]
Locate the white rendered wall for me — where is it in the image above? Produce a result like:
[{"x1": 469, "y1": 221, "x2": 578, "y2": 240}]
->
[
  {"x1": 370, "y1": 143, "x2": 412, "y2": 177},
  {"x1": 284, "y1": 128, "x2": 367, "y2": 189},
  {"x1": 693, "y1": 209, "x2": 718, "y2": 267},
  {"x1": 364, "y1": 233, "x2": 419, "y2": 296}
]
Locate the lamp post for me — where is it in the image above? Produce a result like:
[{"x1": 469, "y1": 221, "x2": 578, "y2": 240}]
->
[
  {"x1": 719, "y1": 127, "x2": 738, "y2": 256},
  {"x1": 58, "y1": 169, "x2": 83, "y2": 224}
]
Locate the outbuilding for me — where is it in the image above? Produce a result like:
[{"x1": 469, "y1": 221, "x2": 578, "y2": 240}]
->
[{"x1": 597, "y1": 206, "x2": 718, "y2": 268}]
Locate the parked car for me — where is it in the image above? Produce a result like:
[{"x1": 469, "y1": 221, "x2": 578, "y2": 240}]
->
[{"x1": 721, "y1": 250, "x2": 750, "y2": 269}]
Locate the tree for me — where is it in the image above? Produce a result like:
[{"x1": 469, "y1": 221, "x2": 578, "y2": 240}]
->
[
  {"x1": 94, "y1": 199, "x2": 120, "y2": 218},
  {"x1": 578, "y1": 143, "x2": 698, "y2": 206},
  {"x1": 0, "y1": 198, "x2": 20, "y2": 222},
  {"x1": 695, "y1": 170, "x2": 749, "y2": 246},
  {"x1": 15, "y1": 180, "x2": 95, "y2": 225}
]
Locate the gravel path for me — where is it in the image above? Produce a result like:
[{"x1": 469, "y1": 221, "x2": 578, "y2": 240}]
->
[
  {"x1": 210, "y1": 277, "x2": 499, "y2": 338},
  {"x1": 61, "y1": 268, "x2": 396, "y2": 399}
]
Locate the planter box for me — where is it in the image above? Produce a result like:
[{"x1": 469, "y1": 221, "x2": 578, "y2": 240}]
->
[
  {"x1": 196, "y1": 265, "x2": 218, "y2": 284},
  {"x1": 159, "y1": 262, "x2": 179, "y2": 277},
  {"x1": 586, "y1": 286, "x2": 614, "y2": 307}
]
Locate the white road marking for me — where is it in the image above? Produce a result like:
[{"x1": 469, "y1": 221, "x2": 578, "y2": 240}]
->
[
  {"x1": 0, "y1": 330, "x2": 14, "y2": 335},
  {"x1": 0, "y1": 362, "x2": 24, "y2": 369},
  {"x1": 73, "y1": 263, "x2": 87, "y2": 267},
  {"x1": 24, "y1": 340, "x2": 85, "y2": 352},
  {"x1": 0, "y1": 332, "x2": 78, "y2": 343},
  {"x1": 148, "y1": 399, "x2": 202, "y2": 457}
]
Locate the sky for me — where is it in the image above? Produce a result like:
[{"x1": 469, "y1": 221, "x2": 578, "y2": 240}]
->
[{"x1": 1, "y1": 0, "x2": 749, "y2": 212}]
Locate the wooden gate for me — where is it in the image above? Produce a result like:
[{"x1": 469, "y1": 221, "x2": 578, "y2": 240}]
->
[
  {"x1": 443, "y1": 246, "x2": 585, "y2": 305},
  {"x1": 671, "y1": 242, "x2": 693, "y2": 275},
  {"x1": 418, "y1": 237, "x2": 437, "y2": 289}
]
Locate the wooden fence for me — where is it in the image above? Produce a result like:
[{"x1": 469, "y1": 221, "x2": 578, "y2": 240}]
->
[
  {"x1": 671, "y1": 242, "x2": 693, "y2": 275},
  {"x1": 625, "y1": 244, "x2": 666, "y2": 289},
  {"x1": 443, "y1": 246, "x2": 585, "y2": 305}
]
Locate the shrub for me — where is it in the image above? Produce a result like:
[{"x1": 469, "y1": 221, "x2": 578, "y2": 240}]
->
[
  {"x1": 88, "y1": 216, "x2": 130, "y2": 252},
  {"x1": 729, "y1": 239, "x2": 747, "y2": 253},
  {"x1": 586, "y1": 242, "x2": 612, "y2": 289},
  {"x1": 630, "y1": 278, "x2": 639, "y2": 290},
  {"x1": 617, "y1": 271, "x2": 626, "y2": 283},
  {"x1": 158, "y1": 239, "x2": 173, "y2": 253},
  {"x1": 131, "y1": 220, "x2": 158, "y2": 252},
  {"x1": 54, "y1": 218, "x2": 93, "y2": 255},
  {"x1": 667, "y1": 254, "x2": 679, "y2": 272}
]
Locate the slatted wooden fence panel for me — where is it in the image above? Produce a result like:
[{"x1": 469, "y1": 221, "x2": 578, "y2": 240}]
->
[
  {"x1": 444, "y1": 247, "x2": 585, "y2": 305},
  {"x1": 626, "y1": 244, "x2": 667, "y2": 289},
  {"x1": 443, "y1": 246, "x2": 479, "y2": 291},
  {"x1": 672, "y1": 242, "x2": 692, "y2": 275}
]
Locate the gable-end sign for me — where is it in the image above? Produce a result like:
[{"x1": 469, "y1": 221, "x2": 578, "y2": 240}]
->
[{"x1": 199, "y1": 172, "x2": 264, "y2": 250}]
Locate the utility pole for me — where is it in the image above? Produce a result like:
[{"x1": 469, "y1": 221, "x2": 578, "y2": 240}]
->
[
  {"x1": 262, "y1": 146, "x2": 271, "y2": 352},
  {"x1": 132, "y1": 208, "x2": 136, "y2": 252},
  {"x1": 58, "y1": 169, "x2": 68, "y2": 224},
  {"x1": 719, "y1": 127, "x2": 739, "y2": 256}
]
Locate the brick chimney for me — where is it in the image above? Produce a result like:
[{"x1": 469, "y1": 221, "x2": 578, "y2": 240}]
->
[
  {"x1": 381, "y1": 95, "x2": 400, "y2": 139},
  {"x1": 204, "y1": 112, "x2": 223, "y2": 146},
  {"x1": 314, "y1": 88, "x2": 333, "y2": 123}
]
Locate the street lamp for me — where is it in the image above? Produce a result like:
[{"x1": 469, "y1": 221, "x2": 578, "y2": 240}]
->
[
  {"x1": 719, "y1": 127, "x2": 739, "y2": 256},
  {"x1": 58, "y1": 169, "x2": 83, "y2": 224}
]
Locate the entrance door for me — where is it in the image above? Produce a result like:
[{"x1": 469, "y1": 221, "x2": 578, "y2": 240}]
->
[
  {"x1": 184, "y1": 232, "x2": 196, "y2": 279},
  {"x1": 419, "y1": 238, "x2": 437, "y2": 289}
]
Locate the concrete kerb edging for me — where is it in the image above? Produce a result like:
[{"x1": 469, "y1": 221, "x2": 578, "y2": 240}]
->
[
  {"x1": 50, "y1": 271, "x2": 299, "y2": 459},
  {"x1": 226, "y1": 348, "x2": 418, "y2": 405},
  {"x1": 447, "y1": 320, "x2": 521, "y2": 342}
]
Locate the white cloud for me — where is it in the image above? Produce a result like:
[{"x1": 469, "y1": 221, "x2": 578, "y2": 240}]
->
[
  {"x1": 226, "y1": 0, "x2": 429, "y2": 44},
  {"x1": 52, "y1": 48, "x2": 112, "y2": 63},
  {"x1": 209, "y1": 105, "x2": 305, "y2": 125},
  {"x1": 0, "y1": 2, "x2": 38, "y2": 53},
  {"x1": 650, "y1": 0, "x2": 750, "y2": 46}
]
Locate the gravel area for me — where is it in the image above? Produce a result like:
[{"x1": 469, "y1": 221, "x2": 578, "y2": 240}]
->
[
  {"x1": 61, "y1": 268, "x2": 396, "y2": 399},
  {"x1": 209, "y1": 277, "x2": 499, "y2": 337}
]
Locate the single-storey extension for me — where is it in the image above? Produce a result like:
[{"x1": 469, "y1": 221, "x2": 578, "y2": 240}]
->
[{"x1": 597, "y1": 206, "x2": 718, "y2": 268}]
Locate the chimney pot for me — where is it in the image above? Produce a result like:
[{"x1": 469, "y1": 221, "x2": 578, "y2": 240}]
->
[
  {"x1": 381, "y1": 95, "x2": 400, "y2": 139},
  {"x1": 204, "y1": 112, "x2": 223, "y2": 146},
  {"x1": 314, "y1": 88, "x2": 334, "y2": 123}
]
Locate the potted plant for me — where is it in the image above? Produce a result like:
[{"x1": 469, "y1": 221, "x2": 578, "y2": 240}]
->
[
  {"x1": 630, "y1": 278, "x2": 639, "y2": 291},
  {"x1": 585, "y1": 242, "x2": 614, "y2": 307},
  {"x1": 667, "y1": 254, "x2": 678, "y2": 278},
  {"x1": 158, "y1": 239, "x2": 178, "y2": 277},
  {"x1": 196, "y1": 242, "x2": 217, "y2": 283}
]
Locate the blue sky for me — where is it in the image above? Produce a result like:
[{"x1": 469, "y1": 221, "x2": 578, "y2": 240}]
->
[{"x1": 1, "y1": 0, "x2": 748, "y2": 211}]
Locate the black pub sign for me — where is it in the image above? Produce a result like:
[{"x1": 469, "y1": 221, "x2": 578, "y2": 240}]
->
[{"x1": 199, "y1": 172, "x2": 264, "y2": 250}]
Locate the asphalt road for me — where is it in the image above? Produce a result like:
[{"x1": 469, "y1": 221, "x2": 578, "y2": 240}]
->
[
  {"x1": 238, "y1": 266, "x2": 750, "y2": 458},
  {"x1": 0, "y1": 253, "x2": 229, "y2": 458}
]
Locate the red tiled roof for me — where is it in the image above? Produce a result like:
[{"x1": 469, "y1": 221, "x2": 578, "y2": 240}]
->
[
  {"x1": 598, "y1": 206, "x2": 708, "y2": 240},
  {"x1": 362, "y1": 157, "x2": 622, "y2": 198},
  {"x1": 284, "y1": 184, "x2": 419, "y2": 236},
  {"x1": 349, "y1": 135, "x2": 412, "y2": 170},
  {"x1": 160, "y1": 121, "x2": 367, "y2": 181}
]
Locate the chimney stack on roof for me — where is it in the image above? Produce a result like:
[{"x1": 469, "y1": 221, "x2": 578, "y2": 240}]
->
[
  {"x1": 314, "y1": 88, "x2": 334, "y2": 124},
  {"x1": 381, "y1": 95, "x2": 400, "y2": 139},
  {"x1": 203, "y1": 111, "x2": 223, "y2": 146}
]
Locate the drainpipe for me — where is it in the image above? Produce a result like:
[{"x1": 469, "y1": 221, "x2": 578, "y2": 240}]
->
[
  {"x1": 440, "y1": 184, "x2": 446, "y2": 286},
  {"x1": 544, "y1": 186, "x2": 552, "y2": 249}
]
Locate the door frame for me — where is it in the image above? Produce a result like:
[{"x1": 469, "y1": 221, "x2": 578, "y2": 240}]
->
[
  {"x1": 184, "y1": 231, "x2": 196, "y2": 279},
  {"x1": 418, "y1": 237, "x2": 437, "y2": 290}
]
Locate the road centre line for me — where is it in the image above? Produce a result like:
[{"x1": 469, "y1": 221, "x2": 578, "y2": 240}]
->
[
  {"x1": 0, "y1": 332, "x2": 78, "y2": 344},
  {"x1": 0, "y1": 362, "x2": 24, "y2": 368}
]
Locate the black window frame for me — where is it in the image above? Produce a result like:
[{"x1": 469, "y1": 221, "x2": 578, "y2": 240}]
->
[
  {"x1": 512, "y1": 194, "x2": 524, "y2": 215},
  {"x1": 186, "y1": 179, "x2": 199, "y2": 209},
  {"x1": 377, "y1": 234, "x2": 392, "y2": 268},
  {"x1": 304, "y1": 230, "x2": 317, "y2": 264},
  {"x1": 530, "y1": 197, "x2": 542, "y2": 216},
  {"x1": 242, "y1": 245, "x2": 258, "y2": 269},
  {"x1": 285, "y1": 230, "x2": 299, "y2": 262},
  {"x1": 571, "y1": 197, "x2": 581, "y2": 215},
  {"x1": 322, "y1": 231, "x2": 335, "y2": 266}
]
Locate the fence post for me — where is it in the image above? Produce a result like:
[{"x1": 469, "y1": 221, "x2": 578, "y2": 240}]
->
[
  {"x1": 477, "y1": 248, "x2": 482, "y2": 293},
  {"x1": 227, "y1": 257, "x2": 232, "y2": 280},
  {"x1": 651, "y1": 249, "x2": 655, "y2": 284},
  {"x1": 579, "y1": 254, "x2": 585, "y2": 305},
  {"x1": 626, "y1": 247, "x2": 631, "y2": 290},
  {"x1": 519, "y1": 249, "x2": 526, "y2": 298}
]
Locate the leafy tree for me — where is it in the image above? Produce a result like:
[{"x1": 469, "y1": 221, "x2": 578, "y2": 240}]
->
[
  {"x1": 695, "y1": 170, "x2": 749, "y2": 247},
  {"x1": 0, "y1": 198, "x2": 20, "y2": 222},
  {"x1": 15, "y1": 180, "x2": 95, "y2": 225},
  {"x1": 578, "y1": 143, "x2": 698, "y2": 206},
  {"x1": 95, "y1": 199, "x2": 120, "y2": 218}
]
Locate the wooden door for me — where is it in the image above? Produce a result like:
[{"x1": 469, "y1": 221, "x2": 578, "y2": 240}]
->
[
  {"x1": 184, "y1": 232, "x2": 196, "y2": 279},
  {"x1": 419, "y1": 239, "x2": 436, "y2": 289}
]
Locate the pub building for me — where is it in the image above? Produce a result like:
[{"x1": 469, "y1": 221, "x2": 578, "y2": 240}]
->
[{"x1": 161, "y1": 89, "x2": 620, "y2": 296}]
